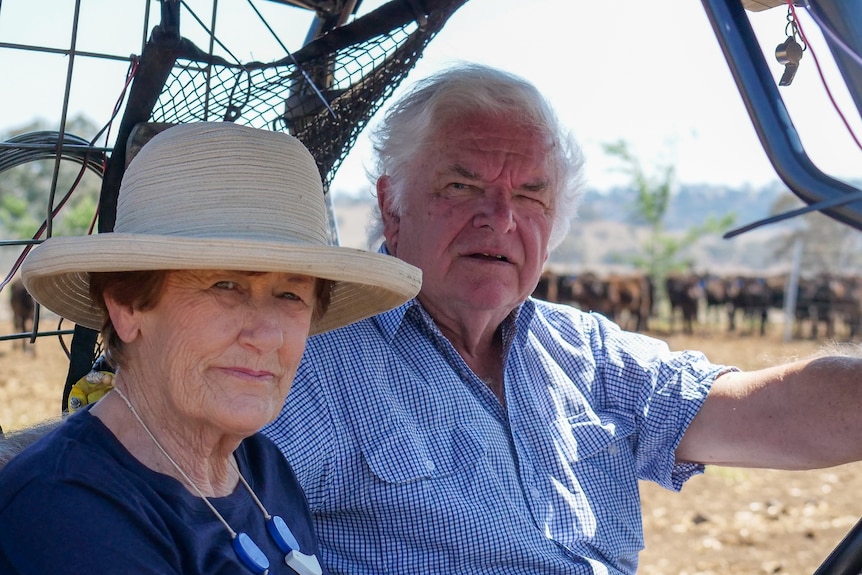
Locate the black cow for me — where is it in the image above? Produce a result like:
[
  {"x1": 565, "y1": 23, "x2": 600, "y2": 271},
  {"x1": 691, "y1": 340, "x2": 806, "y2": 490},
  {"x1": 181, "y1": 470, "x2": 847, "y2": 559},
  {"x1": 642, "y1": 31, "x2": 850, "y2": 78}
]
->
[
  {"x1": 665, "y1": 273, "x2": 702, "y2": 335},
  {"x1": 794, "y1": 274, "x2": 862, "y2": 340},
  {"x1": 9, "y1": 279, "x2": 35, "y2": 353},
  {"x1": 700, "y1": 274, "x2": 729, "y2": 327},
  {"x1": 725, "y1": 276, "x2": 772, "y2": 336}
]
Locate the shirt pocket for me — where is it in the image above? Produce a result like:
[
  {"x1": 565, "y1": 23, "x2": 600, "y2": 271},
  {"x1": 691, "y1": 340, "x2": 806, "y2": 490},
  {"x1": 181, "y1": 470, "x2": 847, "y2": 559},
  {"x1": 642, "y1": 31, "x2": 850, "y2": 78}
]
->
[
  {"x1": 360, "y1": 419, "x2": 486, "y2": 485},
  {"x1": 553, "y1": 410, "x2": 627, "y2": 463}
]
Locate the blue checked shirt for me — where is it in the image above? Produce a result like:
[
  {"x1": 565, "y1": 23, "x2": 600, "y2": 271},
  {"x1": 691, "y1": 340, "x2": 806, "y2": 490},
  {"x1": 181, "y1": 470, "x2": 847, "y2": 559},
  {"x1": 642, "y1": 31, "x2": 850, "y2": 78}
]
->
[{"x1": 262, "y1": 297, "x2": 726, "y2": 575}]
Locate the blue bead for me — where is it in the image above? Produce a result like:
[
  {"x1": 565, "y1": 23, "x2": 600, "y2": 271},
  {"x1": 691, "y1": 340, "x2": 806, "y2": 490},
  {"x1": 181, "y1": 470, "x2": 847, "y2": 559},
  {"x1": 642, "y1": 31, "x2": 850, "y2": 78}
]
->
[
  {"x1": 267, "y1": 515, "x2": 300, "y2": 554},
  {"x1": 234, "y1": 532, "x2": 270, "y2": 574}
]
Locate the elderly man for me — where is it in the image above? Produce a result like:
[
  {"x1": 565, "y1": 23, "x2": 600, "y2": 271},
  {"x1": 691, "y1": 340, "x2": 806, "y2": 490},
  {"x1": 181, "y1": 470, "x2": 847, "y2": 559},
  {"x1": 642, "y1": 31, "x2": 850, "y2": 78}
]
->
[{"x1": 266, "y1": 62, "x2": 862, "y2": 575}]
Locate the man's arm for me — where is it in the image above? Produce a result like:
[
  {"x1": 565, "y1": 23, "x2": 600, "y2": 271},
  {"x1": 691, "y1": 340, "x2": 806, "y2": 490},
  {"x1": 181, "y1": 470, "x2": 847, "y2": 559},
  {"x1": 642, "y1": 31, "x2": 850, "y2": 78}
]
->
[
  {"x1": 677, "y1": 355, "x2": 862, "y2": 470},
  {"x1": 0, "y1": 416, "x2": 65, "y2": 468}
]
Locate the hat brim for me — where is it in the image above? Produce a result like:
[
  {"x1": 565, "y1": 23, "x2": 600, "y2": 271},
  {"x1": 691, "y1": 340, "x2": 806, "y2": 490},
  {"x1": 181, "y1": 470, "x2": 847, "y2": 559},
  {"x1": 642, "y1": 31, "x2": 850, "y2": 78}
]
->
[{"x1": 22, "y1": 234, "x2": 421, "y2": 336}]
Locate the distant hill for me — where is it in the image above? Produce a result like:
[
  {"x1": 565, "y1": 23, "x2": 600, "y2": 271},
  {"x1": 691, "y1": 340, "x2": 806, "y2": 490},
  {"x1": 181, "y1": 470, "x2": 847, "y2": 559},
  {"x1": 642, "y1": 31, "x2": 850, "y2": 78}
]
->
[{"x1": 577, "y1": 182, "x2": 788, "y2": 231}]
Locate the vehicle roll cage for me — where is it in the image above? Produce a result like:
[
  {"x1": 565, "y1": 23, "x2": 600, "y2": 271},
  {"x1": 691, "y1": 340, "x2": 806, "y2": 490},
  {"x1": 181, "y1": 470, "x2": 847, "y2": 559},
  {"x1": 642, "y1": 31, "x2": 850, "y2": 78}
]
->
[{"x1": 1, "y1": 1, "x2": 862, "y2": 571}]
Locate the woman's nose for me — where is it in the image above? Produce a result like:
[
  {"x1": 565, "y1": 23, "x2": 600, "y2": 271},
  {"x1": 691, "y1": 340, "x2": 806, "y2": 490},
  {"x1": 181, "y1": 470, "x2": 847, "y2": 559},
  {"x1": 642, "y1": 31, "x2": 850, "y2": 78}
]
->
[{"x1": 239, "y1": 302, "x2": 285, "y2": 352}]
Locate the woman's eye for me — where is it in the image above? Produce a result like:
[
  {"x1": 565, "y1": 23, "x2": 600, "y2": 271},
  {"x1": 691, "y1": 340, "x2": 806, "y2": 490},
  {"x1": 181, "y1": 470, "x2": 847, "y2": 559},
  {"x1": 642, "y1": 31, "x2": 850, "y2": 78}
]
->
[
  {"x1": 213, "y1": 280, "x2": 237, "y2": 290},
  {"x1": 280, "y1": 292, "x2": 301, "y2": 301}
]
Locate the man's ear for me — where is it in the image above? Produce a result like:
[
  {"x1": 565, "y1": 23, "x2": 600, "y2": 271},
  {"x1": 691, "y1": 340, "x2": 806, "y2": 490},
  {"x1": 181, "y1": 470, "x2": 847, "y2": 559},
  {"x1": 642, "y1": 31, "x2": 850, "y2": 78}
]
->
[
  {"x1": 376, "y1": 176, "x2": 401, "y2": 254},
  {"x1": 104, "y1": 291, "x2": 142, "y2": 344}
]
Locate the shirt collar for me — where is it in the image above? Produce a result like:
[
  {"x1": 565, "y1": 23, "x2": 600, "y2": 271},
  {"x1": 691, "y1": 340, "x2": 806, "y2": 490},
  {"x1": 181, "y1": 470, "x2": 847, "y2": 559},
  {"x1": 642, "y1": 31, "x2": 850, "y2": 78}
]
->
[{"x1": 372, "y1": 242, "x2": 419, "y2": 341}]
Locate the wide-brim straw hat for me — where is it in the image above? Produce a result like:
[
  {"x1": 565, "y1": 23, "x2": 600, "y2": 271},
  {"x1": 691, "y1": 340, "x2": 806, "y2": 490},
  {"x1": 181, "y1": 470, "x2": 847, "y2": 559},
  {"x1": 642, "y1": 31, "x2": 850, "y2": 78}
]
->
[{"x1": 21, "y1": 122, "x2": 421, "y2": 336}]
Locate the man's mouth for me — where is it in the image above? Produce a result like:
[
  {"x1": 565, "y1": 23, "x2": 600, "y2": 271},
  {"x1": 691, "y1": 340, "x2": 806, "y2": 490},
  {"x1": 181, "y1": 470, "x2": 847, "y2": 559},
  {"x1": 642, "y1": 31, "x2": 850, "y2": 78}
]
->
[{"x1": 471, "y1": 252, "x2": 510, "y2": 262}]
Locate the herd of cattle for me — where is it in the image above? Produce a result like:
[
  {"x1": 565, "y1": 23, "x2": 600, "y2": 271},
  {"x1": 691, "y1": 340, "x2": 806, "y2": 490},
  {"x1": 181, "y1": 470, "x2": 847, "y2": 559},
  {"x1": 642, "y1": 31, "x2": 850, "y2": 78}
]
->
[
  {"x1": 533, "y1": 269, "x2": 862, "y2": 340},
  {"x1": 6, "y1": 272, "x2": 862, "y2": 344}
]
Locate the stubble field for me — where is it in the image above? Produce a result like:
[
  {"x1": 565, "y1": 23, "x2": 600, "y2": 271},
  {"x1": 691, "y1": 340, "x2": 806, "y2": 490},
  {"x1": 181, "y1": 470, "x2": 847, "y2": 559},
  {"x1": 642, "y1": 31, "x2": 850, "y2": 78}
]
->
[{"x1": 1, "y1": 318, "x2": 861, "y2": 574}]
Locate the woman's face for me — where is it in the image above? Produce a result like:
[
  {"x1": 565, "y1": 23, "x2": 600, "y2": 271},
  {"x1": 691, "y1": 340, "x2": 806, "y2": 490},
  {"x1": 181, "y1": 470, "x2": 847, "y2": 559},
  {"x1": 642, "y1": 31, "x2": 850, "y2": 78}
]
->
[{"x1": 107, "y1": 269, "x2": 316, "y2": 438}]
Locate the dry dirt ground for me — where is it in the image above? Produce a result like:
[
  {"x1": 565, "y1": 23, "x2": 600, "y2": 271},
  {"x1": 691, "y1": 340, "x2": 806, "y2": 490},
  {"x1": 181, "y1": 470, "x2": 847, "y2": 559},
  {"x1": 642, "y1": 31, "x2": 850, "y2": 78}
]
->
[{"x1": 2, "y1": 319, "x2": 862, "y2": 574}]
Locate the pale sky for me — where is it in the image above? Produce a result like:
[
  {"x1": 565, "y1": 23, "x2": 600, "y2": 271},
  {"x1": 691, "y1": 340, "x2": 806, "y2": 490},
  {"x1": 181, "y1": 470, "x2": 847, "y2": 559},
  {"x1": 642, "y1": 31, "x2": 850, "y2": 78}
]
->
[
  {"x1": 1, "y1": 0, "x2": 860, "y2": 194},
  {"x1": 328, "y1": 0, "x2": 862, "y2": 195}
]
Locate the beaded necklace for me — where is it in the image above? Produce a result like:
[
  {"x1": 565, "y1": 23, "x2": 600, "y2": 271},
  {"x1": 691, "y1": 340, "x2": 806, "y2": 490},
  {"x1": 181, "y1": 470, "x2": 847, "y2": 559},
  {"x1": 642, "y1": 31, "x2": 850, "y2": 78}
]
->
[{"x1": 113, "y1": 387, "x2": 322, "y2": 575}]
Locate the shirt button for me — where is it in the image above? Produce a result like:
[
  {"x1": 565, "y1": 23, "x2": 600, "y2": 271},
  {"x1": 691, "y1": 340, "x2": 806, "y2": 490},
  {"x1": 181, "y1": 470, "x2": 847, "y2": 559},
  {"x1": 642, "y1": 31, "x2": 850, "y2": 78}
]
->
[
  {"x1": 607, "y1": 443, "x2": 619, "y2": 456},
  {"x1": 424, "y1": 459, "x2": 436, "y2": 472},
  {"x1": 530, "y1": 486, "x2": 541, "y2": 500}
]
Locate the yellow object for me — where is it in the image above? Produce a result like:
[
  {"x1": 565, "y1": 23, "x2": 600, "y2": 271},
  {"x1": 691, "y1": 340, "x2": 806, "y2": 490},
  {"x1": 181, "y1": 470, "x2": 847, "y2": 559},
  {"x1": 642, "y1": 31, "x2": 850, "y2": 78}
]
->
[{"x1": 68, "y1": 370, "x2": 115, "y2": 412}]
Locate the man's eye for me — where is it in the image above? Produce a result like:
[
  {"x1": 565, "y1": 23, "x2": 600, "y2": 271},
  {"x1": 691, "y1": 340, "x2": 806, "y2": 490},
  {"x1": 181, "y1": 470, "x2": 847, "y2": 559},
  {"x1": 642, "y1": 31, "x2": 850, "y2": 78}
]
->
[
  {"x1": 443, "y1": 182, "x2": 478, "y2": 195},
  {"x1": 280, "y1": 292, "x2": 301, "y2": 301},
  {"x1": 214, "y1": 280, "x2": 237, "y2": 290},
  {"x1": 517, "y1": 193, "x2": 549, "y2": 208}
]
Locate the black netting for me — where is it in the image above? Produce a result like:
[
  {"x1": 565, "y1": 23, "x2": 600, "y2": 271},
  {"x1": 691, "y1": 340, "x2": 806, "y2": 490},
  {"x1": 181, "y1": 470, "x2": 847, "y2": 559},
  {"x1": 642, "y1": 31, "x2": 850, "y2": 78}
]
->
[{"x1": 146, "y1": 0, "x2": 465, "y2": 190}]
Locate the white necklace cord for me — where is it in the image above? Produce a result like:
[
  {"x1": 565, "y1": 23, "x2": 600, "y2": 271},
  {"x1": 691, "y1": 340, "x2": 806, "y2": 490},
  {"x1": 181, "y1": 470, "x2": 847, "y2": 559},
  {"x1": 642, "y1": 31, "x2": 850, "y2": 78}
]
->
[
  {"x1": 112, "y1": 386, "x2": 237, "y2": 538},
  {"x1": 230, "y1": 458, "x2": 272, "y2": 520}
]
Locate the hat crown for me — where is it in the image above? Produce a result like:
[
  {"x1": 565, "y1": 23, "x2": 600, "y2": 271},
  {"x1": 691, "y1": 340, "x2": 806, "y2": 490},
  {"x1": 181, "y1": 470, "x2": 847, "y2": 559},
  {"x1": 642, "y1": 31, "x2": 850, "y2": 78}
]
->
[
  {"x1": 115, "y1": 123, "x2": 327, "y2": 246},
  {"x1": 21, "y1": 122, "x2": 421, "y2": 336}
]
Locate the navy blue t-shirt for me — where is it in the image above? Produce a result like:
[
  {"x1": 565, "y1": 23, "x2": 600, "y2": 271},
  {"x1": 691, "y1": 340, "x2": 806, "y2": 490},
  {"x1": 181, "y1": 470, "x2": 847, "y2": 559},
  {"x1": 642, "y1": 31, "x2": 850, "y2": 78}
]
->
[{"x1": 0, "y1": 408, "x2": 329, "y2": 574}]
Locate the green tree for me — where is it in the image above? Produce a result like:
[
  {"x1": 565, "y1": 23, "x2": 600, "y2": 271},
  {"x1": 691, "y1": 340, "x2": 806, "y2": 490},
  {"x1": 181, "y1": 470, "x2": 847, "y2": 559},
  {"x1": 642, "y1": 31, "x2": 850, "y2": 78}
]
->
[
  {"x1": 603, "y1": 140, "x2": 735, "y2": 305},
  {"x1": 0, "y1": 194, "x2": 40, "y2": 238},
  {"x1": 0, "y1": 115, "x2": 103, "y2": 240}
]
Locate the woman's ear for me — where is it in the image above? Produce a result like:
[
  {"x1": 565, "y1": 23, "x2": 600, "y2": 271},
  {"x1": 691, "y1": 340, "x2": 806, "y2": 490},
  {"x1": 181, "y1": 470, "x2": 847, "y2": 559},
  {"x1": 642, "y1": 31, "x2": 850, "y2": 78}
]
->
[{"x1": 104, "y1": 291, "x2": 142, "y2": 344}]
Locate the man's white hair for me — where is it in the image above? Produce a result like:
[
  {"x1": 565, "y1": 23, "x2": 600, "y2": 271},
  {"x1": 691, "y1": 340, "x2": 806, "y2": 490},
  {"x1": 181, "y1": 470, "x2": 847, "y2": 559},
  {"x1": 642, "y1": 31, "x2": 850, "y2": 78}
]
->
[{"x1": 365, "y1": 62, "x2": 585, "y2": 251}]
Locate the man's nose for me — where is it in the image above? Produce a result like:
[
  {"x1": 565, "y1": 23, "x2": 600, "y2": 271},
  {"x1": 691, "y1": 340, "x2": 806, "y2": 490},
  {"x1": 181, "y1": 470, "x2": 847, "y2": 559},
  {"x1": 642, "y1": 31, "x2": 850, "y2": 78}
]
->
[{"x1": 473, "y1": 191, "x2": 515, "y2": 233}]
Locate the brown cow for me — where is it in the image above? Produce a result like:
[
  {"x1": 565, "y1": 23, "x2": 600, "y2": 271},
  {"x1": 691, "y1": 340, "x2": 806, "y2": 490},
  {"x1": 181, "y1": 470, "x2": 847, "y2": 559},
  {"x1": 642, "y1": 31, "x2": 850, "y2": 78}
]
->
[
  {"x1": 558, "y1": 272, "x2": 614, "y2": 317},
  {"x1": 532, "y1": 269, "x2": 560, "y2": 303},
  {"x1": 9, "y1": 279, "x2": 35, "y2": 353},
  {"x1": 536, "y1": 271, "x2": 652, "y2": 332},
  {"x1": 604, "y1": 273, "x2": 652, "y2": 332}
]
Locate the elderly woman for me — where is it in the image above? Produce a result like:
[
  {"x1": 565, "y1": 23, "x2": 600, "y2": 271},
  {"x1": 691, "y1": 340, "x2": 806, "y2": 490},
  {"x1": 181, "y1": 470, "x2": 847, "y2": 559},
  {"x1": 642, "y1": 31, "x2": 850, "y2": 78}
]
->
[{"x1": 0, "y1": 122, "x2": 421, "y2": 575}]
